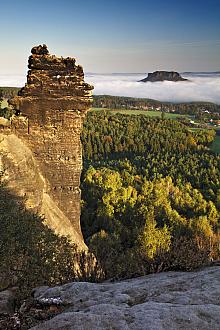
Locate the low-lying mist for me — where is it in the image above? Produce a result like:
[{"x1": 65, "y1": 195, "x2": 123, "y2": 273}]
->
[
  {"x1": 0, "y1": 72, "x2": 220, "y2": 104},
  {"x1": 86, "y1": 72, "x2": 220, "y2": 104},
  {"x1": 0, "y1": 75, "x2": 26, "y2": 88}
]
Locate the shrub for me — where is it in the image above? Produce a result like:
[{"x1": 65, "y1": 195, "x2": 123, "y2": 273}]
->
[{"x1": 0, "y1": 186, "x2": 103, "y2": 301}]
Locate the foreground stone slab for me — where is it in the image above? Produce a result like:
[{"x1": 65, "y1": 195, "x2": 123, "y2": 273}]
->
[{"x1": 30, "y1": 266, "x2": 220, "y2": 330}]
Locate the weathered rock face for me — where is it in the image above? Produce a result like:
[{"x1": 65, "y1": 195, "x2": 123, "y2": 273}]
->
[
  {"x1": 1, "y1": 44, "x2": 93, "y2": 246},
  {"x1": 140, "y1": 71, "x2": 188, "y2": 82},
  {"x1": 30, "y1": 266, "x2": 220, "y2": 330},
  {"x1": 0, "y1": 133, "x2": 87, "y2": 249}
]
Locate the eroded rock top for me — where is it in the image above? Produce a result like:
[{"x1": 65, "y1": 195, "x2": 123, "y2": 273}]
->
[
  {"x1": 31, "y1": 44, "x2": 49, "y2": 55},
  {"x1": 15, "y1": 44, "x2": 93, "y2": 100}
]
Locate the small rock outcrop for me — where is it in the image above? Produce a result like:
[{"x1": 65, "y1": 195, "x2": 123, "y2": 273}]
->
[
  {"x1": 1, "y1": 44, "x2": 93, "y2": 247},
  {"x1": 29, "y1": 266, "x2": 220, "y2": 330},
  {"x1": 0, "y1": 289, "x2": 16, "y2": 315},
  {"x1": 140, "y1": 71, "x2": 188, "y2": 82}
]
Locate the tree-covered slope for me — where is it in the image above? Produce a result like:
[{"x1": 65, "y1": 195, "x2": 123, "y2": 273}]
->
[{"x1": 81, "y1": 112, "x2": 220, "y2": 278}]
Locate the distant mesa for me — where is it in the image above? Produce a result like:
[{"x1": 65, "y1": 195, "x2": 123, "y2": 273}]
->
[{"x1": 139, "y1": 71, "x2": 188, "y2": 82}]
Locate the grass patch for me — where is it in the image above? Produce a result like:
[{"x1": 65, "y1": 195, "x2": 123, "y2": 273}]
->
[{"x1": 91, "y1": 108, "x2": 189, "y2": 119}]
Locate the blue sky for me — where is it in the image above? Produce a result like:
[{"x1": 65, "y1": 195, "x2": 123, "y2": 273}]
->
[{"x1": 1, "y1": 0, "x2": 220, "y2": 74}]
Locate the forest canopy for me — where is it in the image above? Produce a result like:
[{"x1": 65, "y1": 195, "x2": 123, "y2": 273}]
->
[{"x1": 80, "y1": 111, "x2": 220, "y2": 278}]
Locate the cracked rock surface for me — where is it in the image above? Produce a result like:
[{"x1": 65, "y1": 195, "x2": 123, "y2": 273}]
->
[{"x1": 30, "y1": 266, "x2": 220, "y2": 329}]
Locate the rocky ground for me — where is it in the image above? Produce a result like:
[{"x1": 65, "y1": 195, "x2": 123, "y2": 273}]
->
[{"x1": 1, "y1": 266, "x2": 219, "y2": 329}]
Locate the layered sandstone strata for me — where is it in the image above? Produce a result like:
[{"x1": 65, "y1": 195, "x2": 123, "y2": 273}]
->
[{"x1": 8, "y1": 44, "x2": 93, "y2": 244}]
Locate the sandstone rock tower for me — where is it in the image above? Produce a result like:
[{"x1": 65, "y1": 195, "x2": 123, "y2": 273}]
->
[{"x1": 10, "y1": 44, "x2": 93, "y2": 242}]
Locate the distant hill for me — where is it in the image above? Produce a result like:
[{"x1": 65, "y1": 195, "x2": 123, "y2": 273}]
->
[
  {"x1": 93, "y1": 95, "x2": 220, "y2": 114},
  {"x1": 139, "y1": 71, "x2": 188, "y2": 82},
  {"x1": 182, "y1": 71, "x2": 220, "y2": 75},
  {"x1": 0, "y1": 86, "x2": 20, "y2": 99}
]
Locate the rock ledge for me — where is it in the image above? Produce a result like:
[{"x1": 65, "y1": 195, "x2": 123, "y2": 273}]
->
[{"x1": 30, "y1": 266, "x2": 220, "y2": 330}]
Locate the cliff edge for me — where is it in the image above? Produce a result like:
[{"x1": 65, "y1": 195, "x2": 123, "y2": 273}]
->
[{"x1": 0, "y1": 44, "x2": 93, "y2": 248}]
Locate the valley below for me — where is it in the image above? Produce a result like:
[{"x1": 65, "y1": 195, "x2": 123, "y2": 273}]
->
[
  {"x1": 1, "y1": 79, "x2": 220, "y2": 330},
  {"x1": 1, "y1": 0, "x2": 220, "y2": 328}
]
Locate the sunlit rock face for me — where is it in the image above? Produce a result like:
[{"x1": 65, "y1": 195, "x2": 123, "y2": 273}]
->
[{"x1": 1, "y1": 44, "x2": 93, "y2": 248}]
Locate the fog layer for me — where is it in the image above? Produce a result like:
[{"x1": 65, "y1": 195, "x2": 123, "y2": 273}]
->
[
  {"x1": 0, "y1": 73, "x2": 219, "y2": 104},
  {"x1": 86, "y1": 73, "x2": 220, "y2": 104}
]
